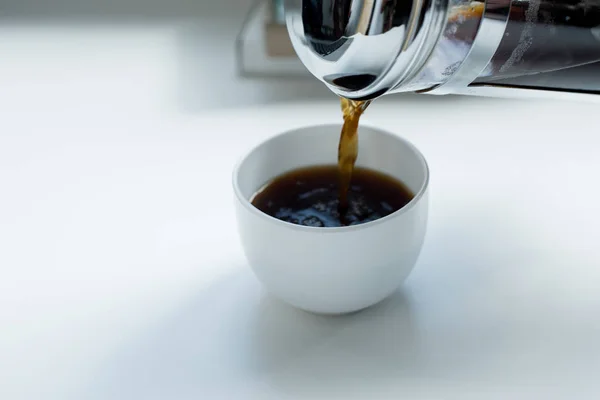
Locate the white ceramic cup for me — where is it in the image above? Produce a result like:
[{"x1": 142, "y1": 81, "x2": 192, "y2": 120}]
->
[{"x1": 233, "y1": 124, "x2": 429, "y2": 314}]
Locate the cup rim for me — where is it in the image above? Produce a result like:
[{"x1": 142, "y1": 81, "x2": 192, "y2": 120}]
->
[{"x1": 232, "y1": 123, "x2": 430, "y2": 233}]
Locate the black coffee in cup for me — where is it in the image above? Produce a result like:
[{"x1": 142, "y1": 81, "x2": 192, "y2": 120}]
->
[{"x1": 251, "y1": 165, "x2": 414, "y2": 227}]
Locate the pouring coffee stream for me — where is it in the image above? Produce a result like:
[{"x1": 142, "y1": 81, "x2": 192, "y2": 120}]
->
[{"x1": 337, "y1": 98, "x2": 370, "y2": 218}]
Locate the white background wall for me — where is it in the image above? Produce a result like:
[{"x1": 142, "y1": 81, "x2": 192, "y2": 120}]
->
[{"x1": 0, "y1": 0, "x2": 340, "y2": 114}]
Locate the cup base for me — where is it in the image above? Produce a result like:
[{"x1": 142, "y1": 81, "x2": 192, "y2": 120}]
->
[{"x1": 265, "y1": 286, "x2": 402, "y2": 316}]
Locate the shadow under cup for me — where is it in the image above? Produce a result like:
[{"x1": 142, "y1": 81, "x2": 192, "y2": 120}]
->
[{"x1": 233, "y1": 124, "x2": 430, "y2": 314}]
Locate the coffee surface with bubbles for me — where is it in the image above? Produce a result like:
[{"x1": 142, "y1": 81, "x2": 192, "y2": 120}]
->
[{"x1": 251, "y1": 165, "x2": 414, "y2": 228}]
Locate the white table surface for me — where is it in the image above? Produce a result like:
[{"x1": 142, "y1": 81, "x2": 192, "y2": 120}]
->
[{"x1": 2, "y1": 97, "x2": 600, "y2": 400}]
